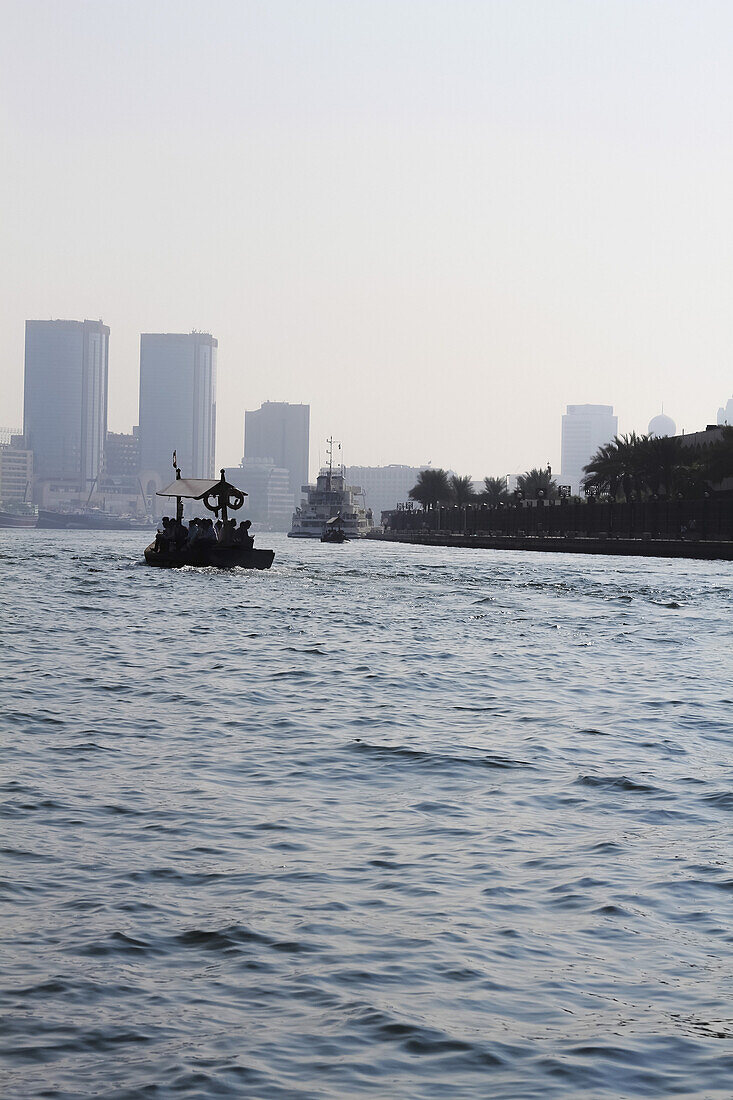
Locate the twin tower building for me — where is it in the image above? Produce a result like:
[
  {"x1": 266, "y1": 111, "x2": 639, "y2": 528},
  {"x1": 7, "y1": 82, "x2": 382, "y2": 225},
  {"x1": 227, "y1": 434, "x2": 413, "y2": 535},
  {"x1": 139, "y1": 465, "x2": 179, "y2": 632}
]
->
[{"x1": 22, "y1": 320, "x2": 309, "y2": 518}]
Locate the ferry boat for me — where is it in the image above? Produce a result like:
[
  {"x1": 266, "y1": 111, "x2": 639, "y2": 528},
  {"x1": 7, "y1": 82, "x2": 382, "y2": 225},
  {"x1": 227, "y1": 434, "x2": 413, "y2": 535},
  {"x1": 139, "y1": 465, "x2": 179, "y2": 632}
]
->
[
  {"x1": 144, "y1": 466, "x2": 274, "y2": 570},
  {"x1": 288, "y1": 439, "x2": 374, "y2": 539}
]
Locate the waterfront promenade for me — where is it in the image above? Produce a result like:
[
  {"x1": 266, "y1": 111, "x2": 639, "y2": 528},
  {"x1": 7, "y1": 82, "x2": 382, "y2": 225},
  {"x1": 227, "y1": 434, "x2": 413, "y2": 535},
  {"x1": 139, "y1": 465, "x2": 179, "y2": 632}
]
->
[{"x1": 378, "y1": 495, "x2": 733, "y2": 560}]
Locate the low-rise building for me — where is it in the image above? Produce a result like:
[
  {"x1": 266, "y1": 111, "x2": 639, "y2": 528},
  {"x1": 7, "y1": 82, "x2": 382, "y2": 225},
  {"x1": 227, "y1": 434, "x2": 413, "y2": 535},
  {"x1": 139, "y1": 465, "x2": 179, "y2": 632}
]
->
[
  {"x1": 345, "y1": 464, "x2": 428, "y2": 519},
  {"x1": 224, "y1": 460, "x2": 294, "y2": 529},
  {"x1": 0, "y1": 437, "x2": 33, "y2": 504}
]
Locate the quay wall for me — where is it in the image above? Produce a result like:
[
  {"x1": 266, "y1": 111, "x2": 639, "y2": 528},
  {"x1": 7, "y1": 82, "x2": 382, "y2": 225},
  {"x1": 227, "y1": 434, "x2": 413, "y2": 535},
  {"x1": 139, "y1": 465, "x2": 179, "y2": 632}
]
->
[
  {"x1": 369, "y1": 530, "x2": 733, "y2": 561},
  {"x1": 375, "y1": 497, "x2": 733, "y2": 561}
]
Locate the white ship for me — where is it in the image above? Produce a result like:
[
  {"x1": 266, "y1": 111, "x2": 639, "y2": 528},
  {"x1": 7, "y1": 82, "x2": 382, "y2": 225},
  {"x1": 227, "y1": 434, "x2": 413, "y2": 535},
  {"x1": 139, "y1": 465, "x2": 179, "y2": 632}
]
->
[{"x1": 288, "y1": 439, "x2": 374, "y2": 539}]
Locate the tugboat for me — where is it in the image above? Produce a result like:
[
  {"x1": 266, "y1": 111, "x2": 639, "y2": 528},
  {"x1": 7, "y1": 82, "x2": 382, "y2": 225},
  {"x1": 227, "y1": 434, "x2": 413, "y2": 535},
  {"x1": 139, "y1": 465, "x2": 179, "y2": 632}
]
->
[{"x1": 144, "y1": 464, "x2": 274, "y2": 570}]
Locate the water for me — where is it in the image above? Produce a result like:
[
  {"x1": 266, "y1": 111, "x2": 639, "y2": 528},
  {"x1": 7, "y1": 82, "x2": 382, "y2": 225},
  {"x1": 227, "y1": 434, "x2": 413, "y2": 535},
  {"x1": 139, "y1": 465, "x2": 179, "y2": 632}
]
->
[{"x1": 1, "y1": 531, "x2": 732, "y2": 1099}]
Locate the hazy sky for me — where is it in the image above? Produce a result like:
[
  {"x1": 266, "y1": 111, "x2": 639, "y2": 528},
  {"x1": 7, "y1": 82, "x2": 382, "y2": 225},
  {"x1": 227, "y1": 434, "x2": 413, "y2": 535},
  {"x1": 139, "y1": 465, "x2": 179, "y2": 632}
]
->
[{"x1": 2, "y1": 0, "x2": 732, "y2": 477}]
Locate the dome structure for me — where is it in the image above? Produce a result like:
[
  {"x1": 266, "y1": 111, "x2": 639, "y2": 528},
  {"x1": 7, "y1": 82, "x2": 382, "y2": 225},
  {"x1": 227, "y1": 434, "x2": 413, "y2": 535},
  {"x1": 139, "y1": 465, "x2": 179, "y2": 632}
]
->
[{"x1": 648, "y1": 413, "x2": 676, "y2": 437}]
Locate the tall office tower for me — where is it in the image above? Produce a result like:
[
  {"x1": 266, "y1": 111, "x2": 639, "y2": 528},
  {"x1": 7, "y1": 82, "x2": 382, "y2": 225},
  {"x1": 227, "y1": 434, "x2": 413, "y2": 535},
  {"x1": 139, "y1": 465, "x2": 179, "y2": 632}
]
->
[
  {"x1": 244, "y1": 401, "x2": 309, "y2": 501},
  {"x1": 23, "y1": 319, "x2": 109, "y2": 488},
  {"x1": 560, "y1": 404, "x2": 618, "y2": 495},
  {"x1": 138, "y1": 333, "x2": 217, "y2": 484}
]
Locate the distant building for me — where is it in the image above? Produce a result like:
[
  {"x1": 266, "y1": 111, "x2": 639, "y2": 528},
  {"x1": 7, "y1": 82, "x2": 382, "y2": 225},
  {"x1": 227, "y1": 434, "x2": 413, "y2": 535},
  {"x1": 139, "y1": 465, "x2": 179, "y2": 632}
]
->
[
  {"x1": 648, "y1": 412, "x2": 676, "y2": 437},
  {"x1": 717, "y1": 396, "x2": 733, "y2": 426},
  {"x1": 138, "y1": 332, "x2": 217, "y2": 489},
  {"x1": 23, "y1": 319, "x2": 109, "y2": 491},
  {"x1": 105, "y1": 428, "x2": 141, "y2": 478},
  {"x1": 0, "y1": 437, "x2": 33, "y2": 503},
  {"x1": 345, "y1": 464, "x2": 427, "y2": 519},
  {"x1": 0, "y1": 427, "x2": 22, "y2": 446},
  {"x1": 224, "y1": 460, "x2": 293, "y2": 530},
  {"x1": 244, "y1": 402, "x2": 309, "y2": 506},
  {"x1": 561, "y1": 404, "x2": 618, "y2": 495}
]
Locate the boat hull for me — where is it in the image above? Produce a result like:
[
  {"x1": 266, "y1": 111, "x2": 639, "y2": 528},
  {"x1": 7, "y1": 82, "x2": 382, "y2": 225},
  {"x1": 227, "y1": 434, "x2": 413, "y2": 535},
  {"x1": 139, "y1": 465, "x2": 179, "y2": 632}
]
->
[
  {"x1": 39, "y1": 510, "x2": 151, "y2": 531},
  {"x1": 144, "y1": 542, "x2": 275, "y2": 569}
]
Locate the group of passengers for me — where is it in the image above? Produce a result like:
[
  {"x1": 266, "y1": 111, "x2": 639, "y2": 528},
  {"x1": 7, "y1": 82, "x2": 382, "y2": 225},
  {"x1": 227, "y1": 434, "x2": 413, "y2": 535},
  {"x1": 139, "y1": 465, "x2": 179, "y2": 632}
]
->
[{"x1": 155, "y1": 515, "x2": 254, "y2": 553}]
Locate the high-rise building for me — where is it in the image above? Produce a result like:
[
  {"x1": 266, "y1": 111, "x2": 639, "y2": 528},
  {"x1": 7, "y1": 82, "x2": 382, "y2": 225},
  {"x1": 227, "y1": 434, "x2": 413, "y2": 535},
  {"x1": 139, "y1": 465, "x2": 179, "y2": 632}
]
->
[
  {"x1": 345, "y1": 464, "x2": 428, "y2": 521},
  {"x1": 560, "y1": 404, "x2": 618, "y2": 495},
  {"x1": 105, "y1": 428, "x2": 141, "y2": 478},
  {"x1": 138, "y1": 332, "x2": 217, "y2": 485},
  {"x1": 717, "y1": 395, "x2": 732, "y2": 426},
  {"x1": 23, "y1": 319, "x2": 109, "y2": 489},
  {"x1": 244, "y1": 401, "x2": 309, "y2": 502}
]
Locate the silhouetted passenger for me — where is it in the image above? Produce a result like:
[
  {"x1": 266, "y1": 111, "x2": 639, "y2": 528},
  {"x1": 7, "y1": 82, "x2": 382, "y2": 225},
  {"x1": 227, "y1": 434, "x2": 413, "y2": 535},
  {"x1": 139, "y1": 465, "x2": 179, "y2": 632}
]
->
[
  {"x1": 238, "y1": 519, "x2": 254, "y2": 549},
  {"x1": 155, "y1": 516, "x2": 172, "y2": 552},
  {"x1": 173, "y1": 519, "x2": 188, "y2": 548},
  {"x1": 219, "y1": 518, "x2": 236, "y2": 546}
]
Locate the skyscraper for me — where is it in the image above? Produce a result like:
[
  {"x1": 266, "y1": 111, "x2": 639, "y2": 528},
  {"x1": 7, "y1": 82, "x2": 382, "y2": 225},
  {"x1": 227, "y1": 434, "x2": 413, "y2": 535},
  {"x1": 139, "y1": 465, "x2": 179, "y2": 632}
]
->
[
  {"x1": 23, "y1": 319, "x2": 109, "y2": 489},
  {"x1": 138, "y1": 332, "x2": 217, "y2": 484},
  {"x1": 244, "y1": 401, "x2": 309, "y2": 501},
  {"x1": 560, "y1": 404, "x2": 618, "y2": 495}
]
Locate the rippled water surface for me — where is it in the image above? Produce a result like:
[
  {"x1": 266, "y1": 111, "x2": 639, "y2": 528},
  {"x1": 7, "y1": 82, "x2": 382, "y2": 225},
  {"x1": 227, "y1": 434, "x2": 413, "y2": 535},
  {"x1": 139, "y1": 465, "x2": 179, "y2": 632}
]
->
[{"x1": 2, "y1": 531, "x2": 732, "y2": 1098}]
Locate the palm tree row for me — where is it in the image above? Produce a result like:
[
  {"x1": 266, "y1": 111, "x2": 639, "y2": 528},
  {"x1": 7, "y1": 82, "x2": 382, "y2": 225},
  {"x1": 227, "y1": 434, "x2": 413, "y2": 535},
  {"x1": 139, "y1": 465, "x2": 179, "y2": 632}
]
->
[
  {"x1": 582, "y1": 429, "x2": 733, "y2": 501},
  {"x1": 408, "y1": 468, "x2": 560, "y2": 509}
]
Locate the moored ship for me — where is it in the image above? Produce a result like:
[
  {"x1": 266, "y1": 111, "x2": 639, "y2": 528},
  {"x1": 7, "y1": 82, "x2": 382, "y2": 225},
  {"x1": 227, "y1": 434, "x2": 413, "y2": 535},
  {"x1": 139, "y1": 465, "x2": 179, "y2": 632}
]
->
[
  {"x1": 38, "y1": 509, "x2": 152, "y2": 531},
  {"x1": 0, "y1": 502, "x2": 38, "y2": 528},
  {"x1": 288, "y1": 438, "x2": 374, "y2": 539}
]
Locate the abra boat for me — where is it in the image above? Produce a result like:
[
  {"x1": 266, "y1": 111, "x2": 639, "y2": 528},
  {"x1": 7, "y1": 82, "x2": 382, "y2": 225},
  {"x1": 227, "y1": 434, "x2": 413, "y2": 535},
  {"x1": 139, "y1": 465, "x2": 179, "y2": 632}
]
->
[
  {"x1": 289, "y1": 438, "x2": 373, "y2": 539},
  {"x1": 144, "y1": 467, "x2": 274, "y2": 570},
  {"x1": 321, "y1": 514, "x2": 348, "y2": 543}
]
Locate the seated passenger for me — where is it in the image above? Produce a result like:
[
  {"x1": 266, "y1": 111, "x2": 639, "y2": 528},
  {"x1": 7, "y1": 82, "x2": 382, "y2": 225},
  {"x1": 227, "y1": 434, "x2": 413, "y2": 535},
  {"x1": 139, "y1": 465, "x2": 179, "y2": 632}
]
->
[
  {"x1": 187, "y1": 517, "x2": 201, "y2": 545},
  {"x1": 155, "y1": 516, "x2": 172, "y2": 552},
  {"x1": 173, "y1": 518, "x2": 188, "y2": 548},
  {"x1": 202, "y1": 517, "x2": 217, "y2": 542},
  {"x1": 219, "y1": 518, "x2": 236, "y2": 546},
  {"x1": 237, "y1": 519, "x2": 254, "y2": 549}
]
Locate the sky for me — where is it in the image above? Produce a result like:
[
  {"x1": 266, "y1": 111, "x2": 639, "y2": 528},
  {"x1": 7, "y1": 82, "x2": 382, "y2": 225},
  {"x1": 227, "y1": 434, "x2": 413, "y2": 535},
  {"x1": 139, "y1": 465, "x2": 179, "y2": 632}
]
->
[{"x1": 1, "y1": 0, "x2": 732, "y2": 479}]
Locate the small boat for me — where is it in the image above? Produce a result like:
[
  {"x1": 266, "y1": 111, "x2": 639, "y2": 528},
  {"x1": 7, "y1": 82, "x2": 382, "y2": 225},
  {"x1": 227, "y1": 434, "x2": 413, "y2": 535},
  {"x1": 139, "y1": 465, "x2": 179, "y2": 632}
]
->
[
  {"x1": 144, "y1": 467, "x2": 274, "y2": 570},
  {"x1": 321, "y1": 514, "x2": 348, "y2": 543},
  {"x1": 0, "y1": 502, "x2": 38, "y2": 528}
]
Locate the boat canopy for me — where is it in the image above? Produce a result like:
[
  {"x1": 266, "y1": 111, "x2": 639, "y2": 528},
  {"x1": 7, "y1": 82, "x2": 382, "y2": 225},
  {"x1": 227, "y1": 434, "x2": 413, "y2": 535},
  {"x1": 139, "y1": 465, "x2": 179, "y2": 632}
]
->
[
  {"x1": 326, "y1": 514, "x2": 343, "y2": 525},
  {"x1": 157, "y1": 477, "x2": 248, "y2": 499}
]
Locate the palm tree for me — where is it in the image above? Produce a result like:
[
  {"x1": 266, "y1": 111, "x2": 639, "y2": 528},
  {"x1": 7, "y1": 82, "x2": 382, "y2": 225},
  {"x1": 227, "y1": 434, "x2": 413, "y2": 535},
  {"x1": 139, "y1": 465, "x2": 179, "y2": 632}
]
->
[
  {"x1": 582, "y1": 440, "x2": 623, "y2": 498},
  {"x1": 582, "y1": 433, "x2": 646, "y2": 500},
  {"x1": 482, "y1": 476, "x2": 508, "y2": 507},
  {"x1": 408, "y1": 468, "x2": 452, "y2": 509},
  {"x1": 702, "y1": 426, "x2": 733, "y2": 486},
  {"x1": 516, "y1": 467, "x2": 558, "y2": 500},
  {"x1": 450, "y1": 474, "x2": 475, "y2": 506}
]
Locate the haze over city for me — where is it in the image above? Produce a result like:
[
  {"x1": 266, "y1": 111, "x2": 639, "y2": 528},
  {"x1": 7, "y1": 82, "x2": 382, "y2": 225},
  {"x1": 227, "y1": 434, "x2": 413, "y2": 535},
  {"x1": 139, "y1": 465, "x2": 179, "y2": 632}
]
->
[{"x1": 2, "y1": 0, "x2": 732, "y2": 475}]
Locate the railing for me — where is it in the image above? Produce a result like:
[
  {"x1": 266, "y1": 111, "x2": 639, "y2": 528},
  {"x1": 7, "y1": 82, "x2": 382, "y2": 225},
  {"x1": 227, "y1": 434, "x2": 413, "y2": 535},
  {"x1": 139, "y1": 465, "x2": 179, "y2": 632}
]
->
[{"x1": 385, "y1": 497, "x2": 733, "y2": 542}]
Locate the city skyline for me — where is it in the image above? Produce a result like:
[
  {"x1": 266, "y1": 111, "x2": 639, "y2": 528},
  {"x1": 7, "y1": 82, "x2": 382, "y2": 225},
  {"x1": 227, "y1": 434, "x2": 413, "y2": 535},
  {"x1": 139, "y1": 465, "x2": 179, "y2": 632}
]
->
[{"x1": 2, "y1": 2, "x2": 732, "y2": 476}]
